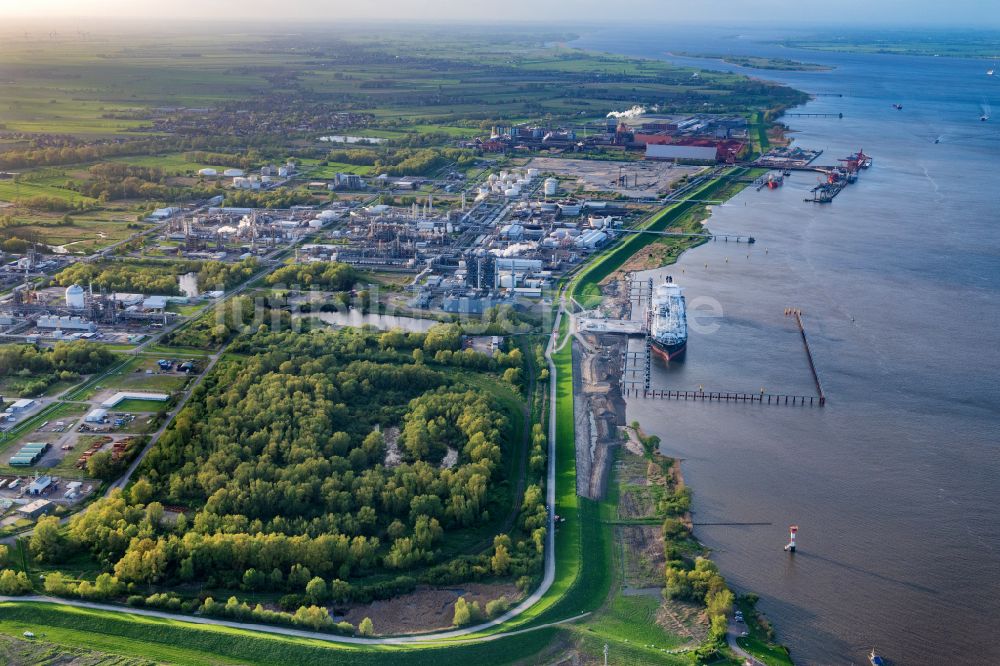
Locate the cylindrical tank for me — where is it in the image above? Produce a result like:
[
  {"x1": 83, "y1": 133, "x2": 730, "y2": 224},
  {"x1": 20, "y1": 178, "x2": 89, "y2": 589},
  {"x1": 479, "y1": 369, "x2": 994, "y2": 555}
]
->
[
  {"x1": 223, "y1": 168, "x2": 244, "y2": 177},
  {"x1": 65, "y1": 284, "x2": 85, "y2": 309},
  {"x1": 197, "y1": 168, "x2": 217, "y2": 177},
  {"x1": 504, "y1": 187, "x2": 519, "y2": 198},
  {"x1": 544, "y1": 178, "x2": 558, "y2": 196}
]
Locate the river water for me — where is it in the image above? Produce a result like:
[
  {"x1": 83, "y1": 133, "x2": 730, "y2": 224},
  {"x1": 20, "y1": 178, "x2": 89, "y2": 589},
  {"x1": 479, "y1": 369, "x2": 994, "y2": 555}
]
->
[{"x1": 573, "y1": 28, "x2": 1000, "y2": 665}]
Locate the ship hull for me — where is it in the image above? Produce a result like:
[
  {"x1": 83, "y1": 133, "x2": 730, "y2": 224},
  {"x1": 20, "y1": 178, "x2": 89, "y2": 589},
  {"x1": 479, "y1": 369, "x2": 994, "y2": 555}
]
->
[{"x1": 651, "y1": 339, "x2": 687, "y2": 363}]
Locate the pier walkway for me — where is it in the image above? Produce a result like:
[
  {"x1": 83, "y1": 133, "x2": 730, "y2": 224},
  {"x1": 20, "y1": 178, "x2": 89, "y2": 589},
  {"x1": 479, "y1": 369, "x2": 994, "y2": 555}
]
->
[{"x1": 622, "y1": 387, "x2": 822, "y2": 407}]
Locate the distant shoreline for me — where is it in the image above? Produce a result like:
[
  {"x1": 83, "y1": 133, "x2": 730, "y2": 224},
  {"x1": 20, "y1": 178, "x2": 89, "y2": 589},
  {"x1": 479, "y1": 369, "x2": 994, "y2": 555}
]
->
[{"x1": 671, "y1": 51, "x2": 833, "y2": 72}]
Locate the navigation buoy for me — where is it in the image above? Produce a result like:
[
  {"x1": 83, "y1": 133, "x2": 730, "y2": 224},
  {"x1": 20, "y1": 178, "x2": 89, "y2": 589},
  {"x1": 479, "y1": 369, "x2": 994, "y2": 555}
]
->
[{"x1": 784, "y1": 525, "x2": 798, "y2": 553}]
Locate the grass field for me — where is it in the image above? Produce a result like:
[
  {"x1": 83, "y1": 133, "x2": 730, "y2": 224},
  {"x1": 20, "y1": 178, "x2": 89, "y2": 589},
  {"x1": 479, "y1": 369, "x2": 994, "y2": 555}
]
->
[
  {"x1": 91, "y1": 355, "x2": 196, "y2": 393},
  {"x1": 144, "y1": 344, "x2": 213, "y2": 358},
  {"x1": 300, "y1": 161, "x2": 375, "y2": 178},
  {"x1": 105, "y1": 152, "x2": 240, "y2": 175},
  {"x1": 0, "y1": 179, "x2": 95, "y2": 205},
  {"x1": 106, "y1": 398, "x2": 172, "y2": 413},
  {"x1": 0, "y1": 602, "x2": 562, "y2": 666}
]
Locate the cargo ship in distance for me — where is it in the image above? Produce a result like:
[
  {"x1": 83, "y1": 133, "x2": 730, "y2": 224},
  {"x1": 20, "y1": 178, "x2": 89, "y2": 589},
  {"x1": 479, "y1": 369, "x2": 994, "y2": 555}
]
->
[{"x1": 649, "y1": 277, "x2": 687, "y2": 362}]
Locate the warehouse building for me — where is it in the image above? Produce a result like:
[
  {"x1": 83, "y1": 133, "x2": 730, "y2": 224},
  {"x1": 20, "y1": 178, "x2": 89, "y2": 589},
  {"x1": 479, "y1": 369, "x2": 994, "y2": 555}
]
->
[
  {"x1": 17, "y1": 499, "x2": 53, "y2": 519},
  {"x1": 85, "y1": 408, "x2": 108, "y2": 423},
  {"x1": 645, "y1": 144, "x2": 718, "y2": 163}
]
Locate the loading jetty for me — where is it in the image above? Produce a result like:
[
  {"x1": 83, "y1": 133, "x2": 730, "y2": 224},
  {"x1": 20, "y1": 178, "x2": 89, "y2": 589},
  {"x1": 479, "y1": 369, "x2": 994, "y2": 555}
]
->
[
  {"x1": 803, "y1": 149, "x2": 871, "y2": 203},
  {"x1": 751, "y1": 147, "x2": 872, "y2": 204}
]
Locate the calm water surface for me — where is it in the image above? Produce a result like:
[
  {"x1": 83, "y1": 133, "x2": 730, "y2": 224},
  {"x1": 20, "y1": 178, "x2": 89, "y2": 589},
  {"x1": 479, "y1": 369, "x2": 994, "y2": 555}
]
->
[{"x1": 574, "y1": 28, "x2": 1000, "y2": 666}]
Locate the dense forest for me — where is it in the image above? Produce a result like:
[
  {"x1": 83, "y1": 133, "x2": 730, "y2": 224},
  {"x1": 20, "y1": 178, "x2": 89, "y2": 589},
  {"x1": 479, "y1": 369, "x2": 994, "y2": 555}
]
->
[
  {"x1": 53, "y1": 258, "x2": 259, "y2": 296},
  {"x1": 34, "y1": 327, "x2": 540, "y2": 624},
  {"x1": 265, "y1": 262, "x2": 358, "y2": 290}
]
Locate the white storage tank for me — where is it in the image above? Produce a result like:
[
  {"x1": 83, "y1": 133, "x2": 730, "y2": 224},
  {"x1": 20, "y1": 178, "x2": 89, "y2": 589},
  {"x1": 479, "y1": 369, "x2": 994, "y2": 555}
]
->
[
  {"x1": 65, "y1": 284, "x2": 85, "y2": 309},
  {"x1": 527, "y1": 168, "x2": 539, "y2": 179},
  {"x1": 197, "y1": 168, "x2": 217, "y2": 177},
  {"x1": 504, "y1": 187, "x2": 520, "y2": 198},
  {"x1": 223, "y1": 168, "x2": 244, "y2": 177},
  {"x1": 544, "y1": 178, "x2": 559, "y2": 196},
  {"x1": 559, "y1": 201, "x2": 582, "y2": 216}
]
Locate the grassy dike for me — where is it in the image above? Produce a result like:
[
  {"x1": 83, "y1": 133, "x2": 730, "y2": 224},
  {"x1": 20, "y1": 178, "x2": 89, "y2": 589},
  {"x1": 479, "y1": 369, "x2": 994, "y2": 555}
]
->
[
  {"x1": 570, "y1": 168, "x2": 748, "y2": 309},
  {"x1": 0, "y1": 602, "x2": 559, "y2": 666}
]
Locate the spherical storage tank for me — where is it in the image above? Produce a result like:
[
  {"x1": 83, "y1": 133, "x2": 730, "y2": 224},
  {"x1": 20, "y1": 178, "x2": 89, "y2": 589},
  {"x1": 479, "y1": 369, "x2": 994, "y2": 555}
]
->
[{"x1": 65, "y1": 284, "x2": 86, "y2": 309}]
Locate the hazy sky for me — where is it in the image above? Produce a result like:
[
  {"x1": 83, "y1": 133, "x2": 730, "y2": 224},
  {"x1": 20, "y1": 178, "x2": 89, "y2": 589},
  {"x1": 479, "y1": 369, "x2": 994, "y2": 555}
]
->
[{"x1": 2, "y1": 0, "x2": 998, "y2": 27}]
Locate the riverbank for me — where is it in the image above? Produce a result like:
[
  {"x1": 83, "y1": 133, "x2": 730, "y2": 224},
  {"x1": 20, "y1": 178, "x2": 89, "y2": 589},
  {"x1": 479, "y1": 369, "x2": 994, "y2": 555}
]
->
[{"x1": 560, "y1": 164, "x2": 795, "y2": 663}]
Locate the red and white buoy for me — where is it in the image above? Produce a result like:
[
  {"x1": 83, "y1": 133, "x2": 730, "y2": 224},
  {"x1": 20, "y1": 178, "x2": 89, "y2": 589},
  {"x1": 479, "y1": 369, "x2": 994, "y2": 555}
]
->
[{"x1": 784, "y1": 525, "x2": 798, "y2": 553}]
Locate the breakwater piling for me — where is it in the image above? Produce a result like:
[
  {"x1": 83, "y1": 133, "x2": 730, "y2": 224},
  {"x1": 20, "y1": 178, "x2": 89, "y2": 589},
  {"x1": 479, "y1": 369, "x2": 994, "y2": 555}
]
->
[
  {"x1": 624, "y1": 387, "x2": 821, "y2": 406},
  {"x1": 784, "y1": 112, "x2": 844, "y2": 118},
  {"x1": 786, "y1": 308, "x2": 826, "y2": 406}
]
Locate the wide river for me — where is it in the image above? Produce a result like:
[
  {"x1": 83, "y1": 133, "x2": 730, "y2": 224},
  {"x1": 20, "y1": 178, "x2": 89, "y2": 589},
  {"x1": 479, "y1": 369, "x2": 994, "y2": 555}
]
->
[{"x1": 573, "y1": 28, "x2": 1000, "y2": 665}]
